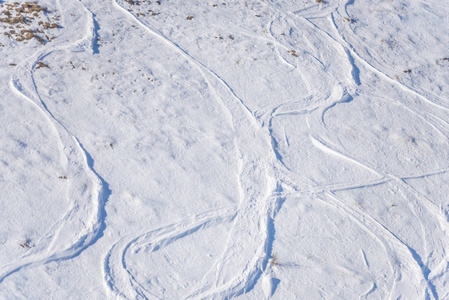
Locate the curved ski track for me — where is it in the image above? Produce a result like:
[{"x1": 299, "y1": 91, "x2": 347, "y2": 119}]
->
[
  {"x1": 100, "y1": 0, "x2": 449, "y2": 299},
  {"x1": 2, "y1": 0, "x2": 449, "y2": 298},
  {"x1": 0, "y1": 0, "x2": 110, "y2": 285}
]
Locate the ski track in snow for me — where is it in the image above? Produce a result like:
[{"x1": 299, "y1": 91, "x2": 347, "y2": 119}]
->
[
  {"x1": 0, "y1": 0, "x2": 110, "y2": 285},
  {"x1": 105, "y1": 1, "x2": 282, "y2": 298},
  {"x1": 97, "y1": 0, "x2": 449, "y2": 299},
  {"x1": 1, "y1": 0, "x2": 449, "y2": 298}
]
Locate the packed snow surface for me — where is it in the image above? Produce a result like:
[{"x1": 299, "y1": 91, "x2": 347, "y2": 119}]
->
[{"x1": 1, "y1": 0, "x2": 449, "y2": 299}]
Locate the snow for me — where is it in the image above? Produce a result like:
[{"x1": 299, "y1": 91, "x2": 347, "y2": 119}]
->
[{"x1": 1, "y1": 0, "x2": 449, "y2": 299}]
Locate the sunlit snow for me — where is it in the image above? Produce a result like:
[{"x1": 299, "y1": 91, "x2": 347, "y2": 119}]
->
[{"x1": 1, "y1": 0, "x2": 449, "y2": 299}]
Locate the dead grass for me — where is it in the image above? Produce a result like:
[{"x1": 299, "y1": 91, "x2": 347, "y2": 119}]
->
[
  {"x1": 36, "y1": 61, "x2": 48, "y2": 69},
  {"x1": 19, "y1": 239, "x2": 31, "y2": 248},
  {"x1": 288, "y1": 50, "x2": 298, "y2": 57},
  {"x1": 1, "y1": 1, "x2": 60, "y2": 45},
  {"x1": 270, "y1": 253, "x2": 279, "y2": 266},
  {"x1": 436, "y1": 57, "x2": 449, "y2": 66},
  {"x1": 343, "y1": 17, "x2": 356, "y2": 23},
  {"x1": 381, "y1": 38, "x2": 398, "y2": 50}
]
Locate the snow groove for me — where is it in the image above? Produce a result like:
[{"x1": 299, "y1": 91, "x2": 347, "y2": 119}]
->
[
  {"x1": 105, "y1": 1, "x2": 304, "y2": 298},
  {"x1": 97, "y1": 0, "x2": 449, "y2": 298},
  {"x1": 2, "y1": 0, "x2": 447, "y2": 297},
  {"x1": 0, "y1": 0, "x2": 110, "y2": 284}
]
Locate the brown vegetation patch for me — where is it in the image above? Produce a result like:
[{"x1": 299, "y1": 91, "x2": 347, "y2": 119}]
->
[
  {"x1": 1, "y1": 1, "x2": 60, "y2": 45},
  {"x1": 288, "y1": 50, "x2": 298, "y2": 57},
  {"x1": 36, "y1": 61, "x2": 49, "y2": 69}
]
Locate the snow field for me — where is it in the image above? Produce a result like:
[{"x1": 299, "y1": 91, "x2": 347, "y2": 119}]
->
[{"x1": 1, "y1": 0, "x2": 449, "y2": 299}]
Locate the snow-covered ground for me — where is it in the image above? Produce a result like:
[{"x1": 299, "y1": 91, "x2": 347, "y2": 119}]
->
[{"x1": 1, "y1": 0, "x2": 449, "y2": 298}]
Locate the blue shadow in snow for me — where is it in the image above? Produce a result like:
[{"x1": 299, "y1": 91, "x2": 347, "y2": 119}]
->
[
  {"x1": 345, "y1": 49, "x2": 361, "y2": 86},
  {"x1": 272, "y1": 278, "x2": 281, "y2": 294},
  {"x1": 91, "y1": 13, "x2": 101, "y2": 54},
  {"x1": 0, "y1": 142, "x2": 111, "y2": 284},
  {"x1": 78, "y1": 141, "x2": 111, "y2": 248},
  {"x1": 227, "y1": 184, "x2": 286, "y2": 299},
  {"x1": 407, "y1": 246, "x2": 438, "y2": 300}
]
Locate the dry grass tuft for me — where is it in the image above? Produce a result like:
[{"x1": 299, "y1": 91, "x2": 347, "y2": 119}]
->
[
  {"x1": 36, "y1": 61, "x2": 49, "y2": 69},
  {"x1": 1, "y1": 1, "x2": 60, "y2": 45},
  {"x1": 270, "y1": 253, "x2": 279, "y2": 266},
  {"x1": 288, "y1": 50, "x2": 298, "y2": 57},
  {"x1": 20, "y1": 239, "x2": 31, "y2": 248}
]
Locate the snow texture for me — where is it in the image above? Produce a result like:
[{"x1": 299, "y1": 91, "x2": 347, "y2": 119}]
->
[{"x1": 1, "y1": 0, "x2": 449, "y2": 299}]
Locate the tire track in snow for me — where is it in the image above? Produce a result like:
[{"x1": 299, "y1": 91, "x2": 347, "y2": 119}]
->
[{"x1": 0, "y1": 0, "x2": 110, "y2": 284}]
